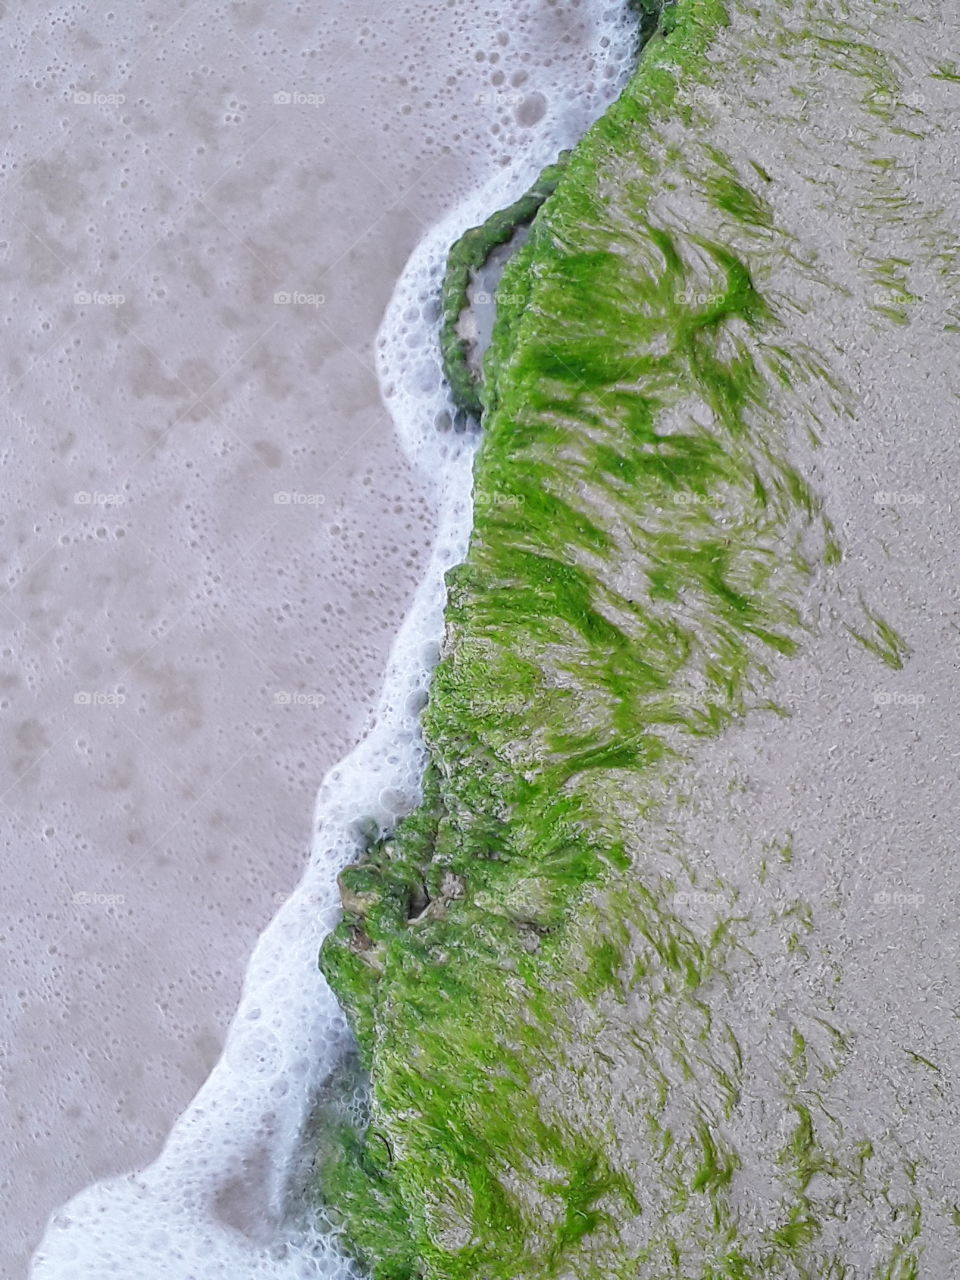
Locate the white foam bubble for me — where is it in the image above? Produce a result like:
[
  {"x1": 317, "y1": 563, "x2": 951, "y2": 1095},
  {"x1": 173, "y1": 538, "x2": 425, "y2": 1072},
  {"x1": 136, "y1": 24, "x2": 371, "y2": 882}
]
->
[{"x1": 30, "y1": 3, "x2": 638, "y2": 1276}]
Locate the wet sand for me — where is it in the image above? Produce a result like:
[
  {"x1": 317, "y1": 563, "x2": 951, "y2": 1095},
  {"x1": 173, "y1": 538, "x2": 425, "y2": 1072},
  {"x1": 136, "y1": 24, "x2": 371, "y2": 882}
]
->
[{"x1": 0, "y1": 2, "x2": 635, "y2": 1273}]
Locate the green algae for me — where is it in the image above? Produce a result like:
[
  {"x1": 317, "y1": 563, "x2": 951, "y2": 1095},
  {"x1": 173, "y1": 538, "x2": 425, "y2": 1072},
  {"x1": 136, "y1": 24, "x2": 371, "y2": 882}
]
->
[
  {"x1": 439, "y1": 151, "x2": 572, "y2": 418},
  {"x1": 846, "y1": 604, "x2": 910, "y2": 671},
  {"x1": 315, "y1": 0, "x2": 945, "y2": 1276}
]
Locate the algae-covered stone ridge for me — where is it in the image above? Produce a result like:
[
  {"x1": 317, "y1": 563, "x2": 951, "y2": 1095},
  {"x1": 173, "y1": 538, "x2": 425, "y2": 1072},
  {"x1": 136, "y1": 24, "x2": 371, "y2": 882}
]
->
[{"x1": 317, "y1": 1, "x2": 960, "y2": 1276}]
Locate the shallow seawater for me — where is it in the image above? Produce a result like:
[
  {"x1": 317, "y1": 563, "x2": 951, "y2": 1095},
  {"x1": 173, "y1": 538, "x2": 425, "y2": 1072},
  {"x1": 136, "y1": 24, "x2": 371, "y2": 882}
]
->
[{"x1": 14, "y1": 1, "x2": 641, "y2": 1277}]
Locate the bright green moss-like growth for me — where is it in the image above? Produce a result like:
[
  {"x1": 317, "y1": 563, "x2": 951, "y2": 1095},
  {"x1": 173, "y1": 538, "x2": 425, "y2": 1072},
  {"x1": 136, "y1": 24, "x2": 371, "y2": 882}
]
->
[
  {"x1": 439, "y1": 151, "x2": 572, "y2": 418},
  {"x1": 317, "y1": 0, "x2": 944, "y2": 1274}
]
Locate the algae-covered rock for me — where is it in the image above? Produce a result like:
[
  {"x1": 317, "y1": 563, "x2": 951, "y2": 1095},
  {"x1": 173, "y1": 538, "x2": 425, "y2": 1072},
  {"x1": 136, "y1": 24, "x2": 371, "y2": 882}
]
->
[
  {"x1": 317, "y1": 0, "x2": 960, "y2": 1274},
  {"x1": 337, "y1": 865, "x2": 384, "y2": 918},
  {"x1": 439, "y1": 151, "x2": 571, "y2": 418},
  {"x1": 474, "y1": 875, "x2": 566, "y2": 929}
]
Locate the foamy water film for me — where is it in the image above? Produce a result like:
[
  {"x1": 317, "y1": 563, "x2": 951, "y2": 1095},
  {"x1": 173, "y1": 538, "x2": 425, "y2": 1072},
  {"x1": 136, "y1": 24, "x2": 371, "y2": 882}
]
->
[{"x1": 6, "y1": 1, "x2": 638, "y2": 1276}]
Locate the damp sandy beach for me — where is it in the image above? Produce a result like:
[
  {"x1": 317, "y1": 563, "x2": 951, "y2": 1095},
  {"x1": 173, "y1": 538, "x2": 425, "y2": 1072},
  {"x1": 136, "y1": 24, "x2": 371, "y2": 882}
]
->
[{"x1": 0, "y1": 2, "x2": 637, "y2": 1273}]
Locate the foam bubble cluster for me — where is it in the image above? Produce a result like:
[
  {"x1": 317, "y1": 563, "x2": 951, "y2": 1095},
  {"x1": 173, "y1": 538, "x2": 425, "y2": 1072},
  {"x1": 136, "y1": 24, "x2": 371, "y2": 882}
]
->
[{"x1": 30, "y1": 3, "x2": 638, "y2": 1276}]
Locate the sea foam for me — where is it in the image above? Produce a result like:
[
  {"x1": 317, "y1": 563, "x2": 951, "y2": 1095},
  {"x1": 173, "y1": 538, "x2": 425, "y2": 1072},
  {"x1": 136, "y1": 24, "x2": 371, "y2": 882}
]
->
[{"x1": 30, "y1": 4, "x2": 638, "y2": 1275}]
